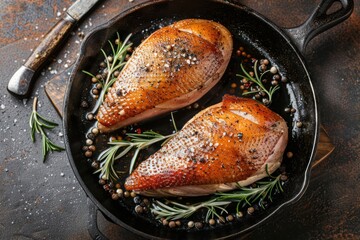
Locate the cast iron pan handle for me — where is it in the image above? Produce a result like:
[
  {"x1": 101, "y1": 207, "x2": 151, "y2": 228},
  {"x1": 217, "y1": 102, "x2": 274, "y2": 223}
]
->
[
  {"x1": 87, "y1": 199, "x2": 109, "y2": 240},
  {"x1": 285, "y1": 0, "x2": 354, "y2": 53}
]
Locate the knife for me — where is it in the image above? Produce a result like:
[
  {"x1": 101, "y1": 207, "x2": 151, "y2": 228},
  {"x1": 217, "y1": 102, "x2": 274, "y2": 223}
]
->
[{"x1": 7, "y1": 0, "x2": 101, "y2": 97}]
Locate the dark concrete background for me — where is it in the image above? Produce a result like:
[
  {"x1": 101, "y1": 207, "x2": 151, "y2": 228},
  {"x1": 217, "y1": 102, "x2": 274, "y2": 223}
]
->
[{"x1": 0, "y1": 0, "x2": 359, "y2": 239}]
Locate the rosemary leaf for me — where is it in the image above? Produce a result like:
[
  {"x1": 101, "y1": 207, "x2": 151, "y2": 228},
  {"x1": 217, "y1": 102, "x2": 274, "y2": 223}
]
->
[{"x1": 29, "y1": 97, "x2": 65, "y2": 162}]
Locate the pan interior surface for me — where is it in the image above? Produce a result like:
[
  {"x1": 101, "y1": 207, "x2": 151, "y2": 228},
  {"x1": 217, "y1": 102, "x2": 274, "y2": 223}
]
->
[{"x1": 64, "y1": 0, "x2": 318, "y2": 239}]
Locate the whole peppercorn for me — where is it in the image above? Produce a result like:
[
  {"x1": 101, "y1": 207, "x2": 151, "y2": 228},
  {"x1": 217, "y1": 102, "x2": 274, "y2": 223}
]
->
[
  {"x1": 99, "y1": 179, "x2": 106, "y2": 185},
  {"x1": 116, "y1": 188, "x2": 124, "y2": 197},
  {"x1": 92, "y1": 88, "x2": 99, "y2": 95},
  {"x1": 91, "y1": 161, "x2": 99, "y2": 169},
  {"x1": 187, "y1": 221, "x2": 195, "y2": 228},
  {"x1": 236, "y1": 211, "x2": 244, "y2": 218},
  {"x1": 169, "y1": 221, "x2": 176, "y2": 228},
  {"x1": 88, "y1": 145, "x2": 96, "y2": 152},
  {"x1": 135, "y1": 205, "x2": 143, "y2": 214},
  {"x1": 162, "y1": 219, "x2": 169, "y2": 226},
  {"x1": 99, "y1": 62, "x2": 106, "y2": 68},
  {"x1": 87, "y1": 133, "x2": 95, "y2": 140},
  {"x1": 85, "y1": 150, "x2": 93, "y2": 157},
  {"x1": 195, "y1": 222, "x2": 203, "y2": 229},
  {"x1": 227, "y1": 215, "x2": 234, "y2": 222},
  {"x1": 270, "y1": 66, "x2": 278, "y2": 74},
  {"x1": 247, "y1": 206, "x2": 255, "y2": 215},
  {"x1": 111, "y1": 193, "x2": 119, "y2": 200},
  {"x1": 91, "y1": 128, "x2": 99, "y2": 135}
]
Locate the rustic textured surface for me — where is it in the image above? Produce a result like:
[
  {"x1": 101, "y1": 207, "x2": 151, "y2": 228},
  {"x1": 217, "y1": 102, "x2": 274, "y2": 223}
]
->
[{"x1": 0, "y1": 0, "x2": 359, "y2": 239}]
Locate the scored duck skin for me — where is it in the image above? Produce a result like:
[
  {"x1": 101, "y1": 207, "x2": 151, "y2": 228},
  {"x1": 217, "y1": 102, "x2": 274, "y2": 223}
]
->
[
  {"x1": 97, "y1": 19, "x2": 233, "y2": 132},
  {"x1": 125, "y1": 95, "x2": 288, "y2": 197}
]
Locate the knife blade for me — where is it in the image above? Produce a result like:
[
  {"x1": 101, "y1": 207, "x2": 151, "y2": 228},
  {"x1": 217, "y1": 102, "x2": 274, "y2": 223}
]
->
[{"x1": 7, "y1": 0, "x2": 101, "y2": 97}]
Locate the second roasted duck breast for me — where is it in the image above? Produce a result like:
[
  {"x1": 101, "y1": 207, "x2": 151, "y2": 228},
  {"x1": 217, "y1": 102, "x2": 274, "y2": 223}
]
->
[{"x1": 125, "y1": 95, "x2": 288, "y2": 197}]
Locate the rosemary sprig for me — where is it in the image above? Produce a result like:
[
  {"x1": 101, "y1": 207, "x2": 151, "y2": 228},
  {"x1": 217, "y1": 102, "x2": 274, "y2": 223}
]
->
[
  {"x1": 237, "y1": 60, "x2": 280, "y2": 104},
  {"x1": 95, "y1": 130, "x2": 177, "y2": 181},
  {"x1": 151, "y1": 167, "x2": 283, "y2": 221},
  {"x1": 29, "y1": 97, "x2": 65, "y2": 162},
  {"x1": 152, "y1": 199, "x2": 231, "y2": 221},
  {"x1": 83, "y1": 33, "x2": 133, "y2": 114}
]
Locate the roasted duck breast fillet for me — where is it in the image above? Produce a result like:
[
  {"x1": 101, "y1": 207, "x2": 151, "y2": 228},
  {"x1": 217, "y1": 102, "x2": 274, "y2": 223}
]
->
[
  {"x1": 125, "y1": 95, "x2": 288, "y2": 197},
  {"x1": 97, "y1": 19, "x2": 233, "y2": 132}
]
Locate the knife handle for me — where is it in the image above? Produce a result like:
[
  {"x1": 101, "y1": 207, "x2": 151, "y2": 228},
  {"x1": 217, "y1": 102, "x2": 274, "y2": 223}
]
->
[
  {"x1": 25, "y1": 14, "x2": 76, "y2": 70},
  {"x1": 7, "y1": 14, "x2": 76, "y2": 97}
]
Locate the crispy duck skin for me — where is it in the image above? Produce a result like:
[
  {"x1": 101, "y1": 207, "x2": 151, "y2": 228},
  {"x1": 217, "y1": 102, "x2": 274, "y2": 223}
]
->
[
  {"x1": 125, "y1": 95, "x2": 288, "y2": 197},
  {"x1": 97, "y1": 19, "x2": 233, "y2": 132}
]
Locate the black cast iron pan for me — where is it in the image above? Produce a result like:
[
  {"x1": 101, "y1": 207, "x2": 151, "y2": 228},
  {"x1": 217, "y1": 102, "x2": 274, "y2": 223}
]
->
[{"x1": 63, "y1": 0, "x2": 353, "y2": 239}]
